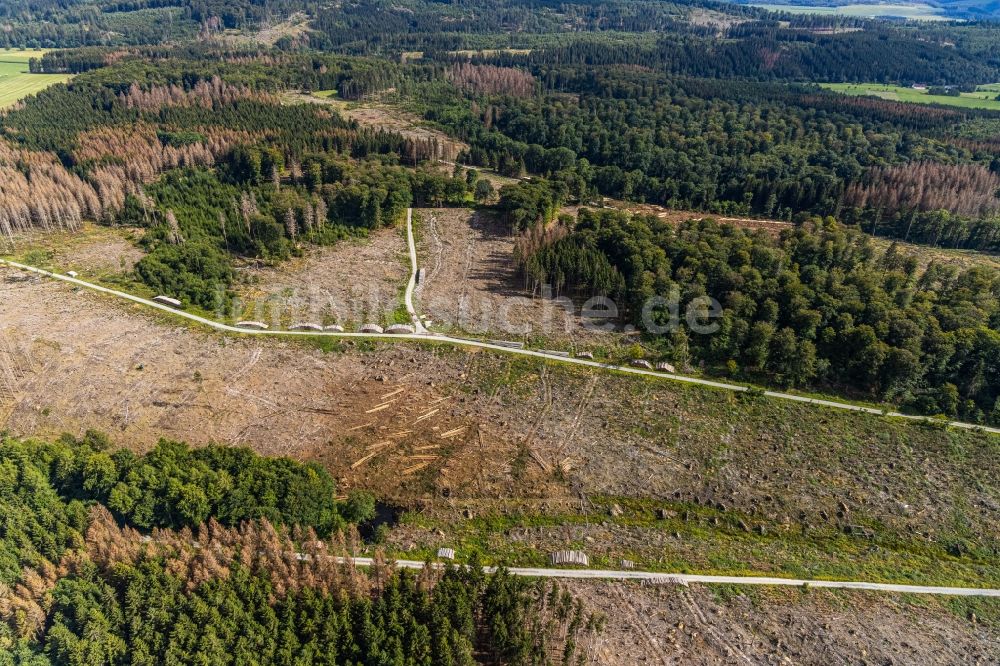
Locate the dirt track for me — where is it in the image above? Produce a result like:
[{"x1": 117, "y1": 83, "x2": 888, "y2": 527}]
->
[
  {"x1": 602, "y1": 200, "x2": 792, "y2": 236},
  {"x1": 415, "y1": 207, "x2": 617, "y2": 346}
]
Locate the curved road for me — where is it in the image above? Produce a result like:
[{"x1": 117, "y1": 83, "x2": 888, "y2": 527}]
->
[
  {"x1": 348, "y1": 557, "x2": 1000, "y2": 597},
  {"x1": 403, "y1": 207, "x2": 427, "y2": 333},
  {"x1": 2, "y1": 217, "x2": 1000, "y2": 596}
]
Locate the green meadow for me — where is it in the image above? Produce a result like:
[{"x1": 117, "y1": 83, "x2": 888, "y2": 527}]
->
[
  {"x1": 0, "y1": 48, "x2": 72, "y2": 108},
  {"x1": 751, "y1": 3, "x2": 952, "y2": 20},
  {"x1": 822, "y1": 81, "x2": 1000, "y2": 111}
]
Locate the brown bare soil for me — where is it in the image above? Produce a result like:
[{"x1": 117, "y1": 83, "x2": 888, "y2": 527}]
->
[
  {"x1": 568, "y1": 582, "x2": 998, "y2": 665},
  {"x1": 0, "y1": 268, "x2": 557, "y2": 502},
  {"x1": 231, "y1": 228, "x2": 408, "y2": 328},
  {"x1": 3, "y1": 223, "x2": 145, "y2": 278},
  {"x1": 3, "y1": 269, "x2": 995, "y2": 558},
  {"x1": 415, "y1": 207, "x2": 618, "y2": 346},
  {"x1": 286, "y1": 92, "x2": 468, "y2": 162}
]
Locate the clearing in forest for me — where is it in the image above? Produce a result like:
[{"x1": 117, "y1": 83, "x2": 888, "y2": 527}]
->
[
  {"x1": 0, "y1": 222, "x2": 145, "y2": 280},
  {"x1": 230, "y1": 227, "x2": 410, "y2": 329},
  {"x1": 593, "y1": 199, "x2": 792, "y2": 235},
  {"x1": 568, "y1": 582, "x2": 998, "y2": 665},
  {"x1": 284, "y1": 90, "x2": 468, "y2": 162},
  {"x1": 0, "y1": 49, "x2": 72, "y2": 108},
  {"x1": 414, "y1": 207, "x2": 618, "y2": 346},
  {"x1": 1, "y1": 273, "x2": 998, "y2": 588},
  {"x1": 751, "y1": 2, "x2": 951, "y2": 20},
  {"x1": 822, "y1": 82, "x2": 1000, "y2": 111}
]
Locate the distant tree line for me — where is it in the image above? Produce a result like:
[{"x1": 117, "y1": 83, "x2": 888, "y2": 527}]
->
[{"x1": 416, "y1": 62, "x2": 1000, "y2": 252}]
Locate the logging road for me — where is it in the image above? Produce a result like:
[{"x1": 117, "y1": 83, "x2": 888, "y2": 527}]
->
[
  {"x1": 3, "y1": 214, "x2": 1000, "y2": 595},
  {"x1": 348, "y1": 557, "x2": 1000, "y2": 597},
  {"x1": 3, "y1": 210, "x2": 998, "y2": 435}
]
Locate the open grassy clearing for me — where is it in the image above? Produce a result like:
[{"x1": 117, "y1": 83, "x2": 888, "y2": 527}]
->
[
  {"x1": 392, "y1": 494, "x2": 1000, "y2": 588},
  {"x1": 0, "y1": 49, "x2": 48, "y2": 63},
  {"x1": 0, "y1": 49, "x2": 71, "y2": 108},
  {"x1": 376, "y1": 352, "x2": 1000, "y2": 589},
  {"x1": 822, "y1": 82, "x2": 1000, "y2": 111},
  {"x1": 0, "y1": 223, "x2": 146, "y2": 290},
  {"x1": 869, "y1": 234, "x2": 1000, "y2": 271},
  {"x1": 751, "y1": 2, "x2": 953, "y2": 20}
]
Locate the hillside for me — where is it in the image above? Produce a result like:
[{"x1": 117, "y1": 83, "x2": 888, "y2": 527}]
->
[
  {"x1": 1, "y1": 0, "x2": 1000, "y2": 663},
  {"x1": 733, "y1": 0, "x2": 1000, "y2": 19}
]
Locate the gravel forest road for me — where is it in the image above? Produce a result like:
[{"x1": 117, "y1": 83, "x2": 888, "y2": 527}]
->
[
  {"x1": 347, "y1": 558, "x2": 1000, "y2": 597},
  {"x1": 3, "y1": 221, "x2": 998, "y2": 436},
  {"x1": 3, "y1": 219, "x2": 1000, "y2": 596}
]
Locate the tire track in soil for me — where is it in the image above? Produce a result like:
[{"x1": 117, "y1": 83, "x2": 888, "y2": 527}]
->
[
  {"x1": 678, "y1": 588, "x2": 757, "y2": 665},
  {"x1": 611, "y1": 583, "x2": 671, "y2": 666}
]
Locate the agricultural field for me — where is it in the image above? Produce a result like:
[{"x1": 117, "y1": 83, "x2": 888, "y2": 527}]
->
[
  {"x1": 0, "y1": 49, "x2": 71, "y2": 108},
  {"x1": 822, "y1": 81, "x2": 1000, "y2": 110},
  {"x1": 751, "y1": 2, "x2": 953, "y2": 19}
]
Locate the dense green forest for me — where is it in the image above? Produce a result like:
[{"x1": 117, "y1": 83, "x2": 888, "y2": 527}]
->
[
  {"x1": 6, "y1": 4, "x2": 1000, "y2": 263},
  {"x1": 517, "y1": 206, "x2": 1000, "y2": 423},
  {"x1": 0, "y1": 433, "x2": 601, "y2": 664},
  {"x1": 413, "y1": 63, "x2": 1000, "y2": 250}
]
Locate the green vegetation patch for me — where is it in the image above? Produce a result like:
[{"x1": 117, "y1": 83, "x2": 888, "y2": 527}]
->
[
  {"x1": 0, "y1": 49, "x2": 71, "y2": 108},
  {"x1": 401, "y1": 495, "x2": 1000, "y2": 588},
  {"x1": 822, "y1": 82, "x2": 1000, "y2": 111},
  {"x1": 751, "y1": 3, "x2": 952, "y2": 20}
]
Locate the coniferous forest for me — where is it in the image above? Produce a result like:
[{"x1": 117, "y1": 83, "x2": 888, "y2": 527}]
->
[
  {"x1": 2, "y1": 2, "x2": 1000, "y2": 421},
  {"x1": 4, "y1": 0, "x2": 1000, "y2": 661}
]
